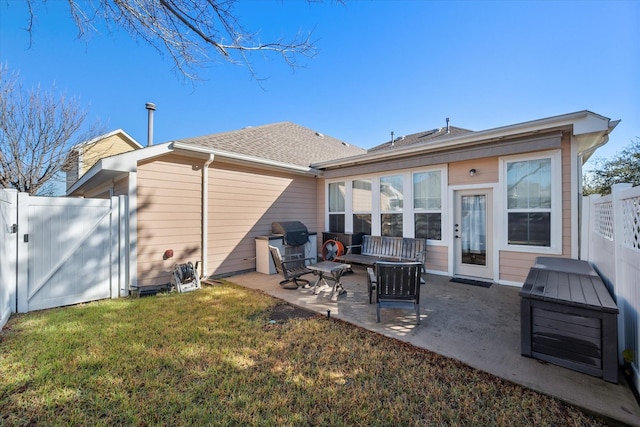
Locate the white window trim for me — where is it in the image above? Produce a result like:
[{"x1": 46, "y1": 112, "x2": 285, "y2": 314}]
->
[
  {"x1": 498, "y1": 150, "x2": 562, "y2": 254},
  {"x1": 326, "y1": 181, "x2": 346, "y2": 232},
  {"x1": 351, "y1": 178, "x2": 372, "y2": 235},
  {"x1": 325, "y1": 165, "x2": 447, "y2": 243},
  {"x1": 380, "y1": 173, "x2": 405, "y2": 237},
  {"x1": 411, "y1": 167, "x2": 447, "y2": 244}
]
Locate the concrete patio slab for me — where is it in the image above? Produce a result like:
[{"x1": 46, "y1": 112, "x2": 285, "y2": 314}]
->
[{"x1": 226, "y1": 267, "x2": 640, "y2": 426}]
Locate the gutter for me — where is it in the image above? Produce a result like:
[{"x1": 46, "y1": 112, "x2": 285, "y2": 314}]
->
[
  {"x1": 313, "y1": 110, "x2": 601, "y2": 169},
  {"x1": 171, "y1": 142, "x2": 322, "y2": 176},
  {"x1": 577, "y1": 119, "x2": 620, "y2": 163},
  {"x1": 201, "y1": 154, "x2": 215, "y2": 278}
]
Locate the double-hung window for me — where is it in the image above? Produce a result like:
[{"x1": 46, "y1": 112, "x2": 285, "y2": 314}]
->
[
  {"x1": 413, "y1": 170, "x2": 442, "y2": 240},
  {"x1": 328, "y1": 181, "x2": 345, "y2": 233},
  {"x1": 352, "y1": 179, "x2": 372, "y2": 234},
  {"x1": 503, "y1": 151, "x2": 560, "y2": 251},
  {"x1": 380, "y1": 175, "x2": 403, "y2": 237}
]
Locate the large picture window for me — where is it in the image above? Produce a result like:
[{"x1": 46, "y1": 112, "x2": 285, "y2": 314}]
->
[
  {"x1": 413, "y1": 170, "x2": 442, "y2": 240},
  {"x1": 328, "y1": 182, "x2": 345, "y2": 233},
  {"x1": 380, "y1": 175, "x2": 403, "y2": 237},
  {"x1": 352, "y1": 179, "x2": 372, "y2": 235},
  {"x1": 506, "y1": 157, "x2": 552, "y2": 247}
]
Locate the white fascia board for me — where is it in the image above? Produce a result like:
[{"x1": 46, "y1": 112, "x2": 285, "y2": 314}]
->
[
  {"x1": 171, "y1": 142, "x2": 322, "y2": 176},
  {"x1": 314, "y1": 110, "x2": 612, "y2": 169},
  {"x1": 573, "y1": 112, "x2": 613, "y2": 136}
]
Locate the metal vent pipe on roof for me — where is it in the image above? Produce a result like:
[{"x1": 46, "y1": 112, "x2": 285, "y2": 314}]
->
[
  {"x1": 145, "y1": 102, "x2": 156, "y2": 146},
  {"x1": 446, "y1": 117, "x2": 450, "y2": 134}
]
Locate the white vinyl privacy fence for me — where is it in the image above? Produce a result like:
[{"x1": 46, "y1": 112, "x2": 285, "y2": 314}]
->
[
  {"x1": 0, "y1": 189, "x2": 18, "y2": 329},
  {"x1": 0, "y1": 189, "x2": 128, "y2": 329},
  {"x1": 582, "y1": 183, "x2": 640, "y2": 391}
]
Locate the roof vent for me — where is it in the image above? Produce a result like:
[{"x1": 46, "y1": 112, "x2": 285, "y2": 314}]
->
[
  {"x1": 315, "y1": 132, "x2": 324, "y2": 138},
  {"x1": 446, "y1": 117, "x2": 450, "y2": 134}
]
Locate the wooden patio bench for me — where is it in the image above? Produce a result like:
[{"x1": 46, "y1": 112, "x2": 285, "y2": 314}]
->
[{"x1": 335, "y1": 235, "x2": 427, "y2": 272}]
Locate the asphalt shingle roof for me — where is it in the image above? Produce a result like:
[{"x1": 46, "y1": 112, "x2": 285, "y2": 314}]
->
[
  {"x1": 367, "y1": 125, "x2": 473, "y2": 153},
  {"x1": 175, "y1": 122, "x2": 365, "y2": 168}
]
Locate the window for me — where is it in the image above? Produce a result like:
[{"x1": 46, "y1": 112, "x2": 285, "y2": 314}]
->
[
  {"x1": 413, "y1": 170, "x2": 442, "y2": 240},
  {"x1": 506, "y1": 157, "x2": 552, "y2": 247},
  {"x1": 380, "y1": 175, "x2": 403, "y2": 237},
  {"x1": 328, "y1": 182, "x2": 345, "y2": 232},
  {"x1": 352, "y1": 179, "x2": 372, "y2": 235}
]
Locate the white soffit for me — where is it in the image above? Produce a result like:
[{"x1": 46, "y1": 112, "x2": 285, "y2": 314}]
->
[{"x1": 573, "y1": 112, "x2": 612, "y2": 136}]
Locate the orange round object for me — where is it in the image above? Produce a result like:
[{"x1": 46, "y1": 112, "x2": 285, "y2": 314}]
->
[{"x1": 321, "y1": 239, "x2": 345, "y2": 261}]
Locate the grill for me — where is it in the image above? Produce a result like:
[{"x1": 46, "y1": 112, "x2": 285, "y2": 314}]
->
[{"x1": 272, "y1": 221, "x2": 309, "y2": 246}]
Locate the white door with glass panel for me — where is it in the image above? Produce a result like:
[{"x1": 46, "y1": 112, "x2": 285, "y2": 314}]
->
[{"x1": 454, "y1": 189, "x2": 493, "y2": 279}]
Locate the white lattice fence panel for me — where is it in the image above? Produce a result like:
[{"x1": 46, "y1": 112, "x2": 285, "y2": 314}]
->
[
  {"x1": 595, "y1": 200, "x2": 614, "y2": 240},
  {"x1": 619, "y1": 188, "x2": 640, "y2": 391},
  {"x1": 622, "y1": 196, "x2": 640, "y2": 250}
]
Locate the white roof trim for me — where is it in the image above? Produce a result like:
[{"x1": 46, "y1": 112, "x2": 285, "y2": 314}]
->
[
  {"x1": 171, "y1": 142, "x2": 321, "y2": 175},
  {"x1": 313, "y1": 110, "x2": 615, "y2": 169},
  {"x1": 67, "y1": 138, "x2": 322, "y2": 195}
]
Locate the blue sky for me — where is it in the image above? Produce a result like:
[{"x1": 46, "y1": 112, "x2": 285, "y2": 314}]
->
[{"x1": 1, "y1": 0, "x2": 638, "y2": 167}]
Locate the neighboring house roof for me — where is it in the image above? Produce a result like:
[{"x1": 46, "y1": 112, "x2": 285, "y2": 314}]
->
[
  {"x1": 64, "y1": 129, "x2": 144, "y2": 190},
  {"x1": 75, "y1": 129, "x2": 143, "y2": 150},
  {"x1": 174, "y1": 122, "x2": 365, "y2": 168},
  {"x1": 368, "y1": 125, "x2": 473, "y2": 153}
]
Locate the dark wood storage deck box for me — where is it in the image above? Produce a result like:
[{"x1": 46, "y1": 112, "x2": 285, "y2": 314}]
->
[{"x1": 520, "y1": 257, "x2": 619, "y2": 383}]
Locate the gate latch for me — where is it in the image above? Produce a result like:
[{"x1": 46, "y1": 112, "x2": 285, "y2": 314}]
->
[
  {"x1": 24, "y1": 234, "x2": 28, "y2": 243},
  {"x1": 11, "y1": 224, "x2": 17, "y2": 233}
]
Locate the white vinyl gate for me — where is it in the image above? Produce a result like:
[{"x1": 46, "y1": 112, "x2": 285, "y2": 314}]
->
[{"x1": 14, "y1": 194, "x2": 126, "y2": 313}]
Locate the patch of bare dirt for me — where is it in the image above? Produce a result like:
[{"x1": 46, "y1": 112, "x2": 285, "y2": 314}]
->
[{"x1": 268, "y1": 303, "x2": 318, "y2": 322}]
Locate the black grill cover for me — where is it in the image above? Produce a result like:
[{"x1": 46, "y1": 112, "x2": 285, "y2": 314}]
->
[{"x1": 272, "y1": 221, "x2": 309, "y2": 246}]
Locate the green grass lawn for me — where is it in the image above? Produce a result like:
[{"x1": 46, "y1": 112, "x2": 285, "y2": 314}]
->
[{"x1": 0, "y1": 282, "x2": 608, "y2": 426}]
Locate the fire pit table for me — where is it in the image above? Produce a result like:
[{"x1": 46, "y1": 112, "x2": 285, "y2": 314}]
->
[{"x1": 306, "y1": 261, "x2": 351, "y2": 301}]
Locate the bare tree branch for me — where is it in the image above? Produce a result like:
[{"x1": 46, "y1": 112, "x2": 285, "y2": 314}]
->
[
  {"x1": 0, "y1": 66, "x2": 101, "y2": 195},
  {"x1": 25, "y1": 0, "x2": 322, "y2": 80}
]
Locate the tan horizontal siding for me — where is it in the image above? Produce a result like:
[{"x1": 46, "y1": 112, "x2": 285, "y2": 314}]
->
[
  {"x1": 315, "y1": 181, "x2": 325, "y2": 255},
  {"x1": 207, "y1": 162, "x2": 317, "y2": 276},
  {"x1": 426, "y1": 245, "x2": 448, "y2": 273},
  {"x1": 499, "y1": 251, "x2": 540, "y2": 283},
  {"x1": 135, "y1": 188, "x2": 201, "y2": 200},
  {"x1": 137, "y1": 154, "x2": 202, "y2": 287},
  {"x1": 137, "y1": 211, "x2": 201, "y2": 222},
  {"x1": 448, "y1": 157, "x2": 498, "y2": 186},
  {"x1": 114, "y1": 176, "x2": 129, "y2": 197}
]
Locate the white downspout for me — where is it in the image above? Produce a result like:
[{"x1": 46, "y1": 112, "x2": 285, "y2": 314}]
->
[{"x1": 201, "y1": 154, "x2": 215, "y2": 278}]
